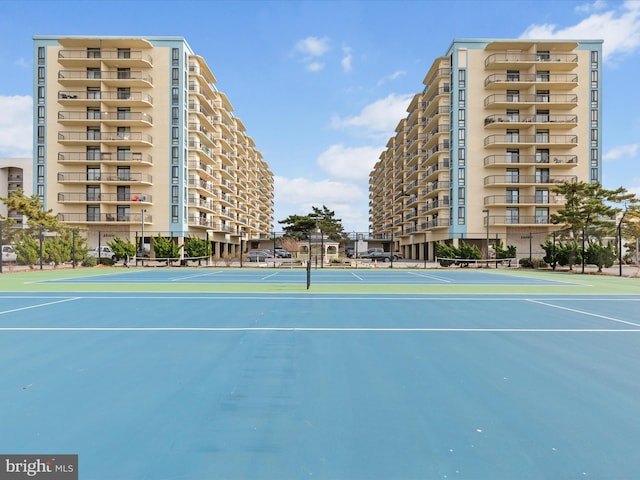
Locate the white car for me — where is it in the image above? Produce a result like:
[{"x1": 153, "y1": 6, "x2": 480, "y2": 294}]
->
[
  {"x1": 1, "y1": 245, "x2": 17, "y2": 263},
  {"x1": 87, "y1": 246, "x2": 117, "y2": 260}
]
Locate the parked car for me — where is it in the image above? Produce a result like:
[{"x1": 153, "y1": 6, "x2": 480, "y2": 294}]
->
[
  {"x1": 275, "y1": 248, "x2": 292, "y2": 258},
  {"x1": 356, "y1": 248, "x2": 402, "y2": 262},
  {"x1": 246, "y1": 249, "x2": 274, "y2": 262},
  {"x1": 1, "y1": 245, "x2": 17, "y2": 263},
  {"x1": 87, "y1": 246, "x2": 117, "y2": 261}
]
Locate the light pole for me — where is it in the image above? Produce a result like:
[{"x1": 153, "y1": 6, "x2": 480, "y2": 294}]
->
[
  {"x1": 482, "y1": 209, "x2": 490, "y2": 267},
  {"x1": 618, "y1": 205, "x2": 628, "y2": 277},
  {"x1": 141, "y1": 208, "x2": 146, "y2": 266}
]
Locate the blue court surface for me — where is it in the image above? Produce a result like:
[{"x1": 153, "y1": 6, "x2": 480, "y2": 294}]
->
[{"x1": 0, "y1": 269, "x2": 639, "y2": 479}]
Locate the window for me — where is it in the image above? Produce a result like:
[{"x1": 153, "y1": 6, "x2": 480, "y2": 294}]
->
[
  {"x1": 506, "y1": 70, "x2": 520, "y2": 82},
  {"x1": 536, "y1": 110, "x2": 549, "y2": 123},
  {"x1": 172, "y1": 87, "x2": 179, "y2": 104},
  {"x1": 458, "y1": 109, "x2": 465, "y2": 127},
  {"x1": 38, "y1": 46, "x2": 45, "y2": 65},
  {"x1": 506, "y1": 168, "x2": 519, "y2": 183},
  {"x1": 37, "y1": 86, "x2": 45, "y2": 104},
  {"x1": 591, "y1": 50, "x2": 599, "y2": 68},
  {"x1": 591, "y1": 109, "x2": 598, "y2": 125},
  {"x1": 172, "y1": 107, "x2": 179, "y2": 125},
  {"x1": 37, "y1": 165, "x2": 45, "y2": 183},
  {"x1": 458, "y1": 128, "x2": 465, "y2": 147},
  {"x1": 506, "y1": 188, "x2": 519, "y2": 204},
  {"x1": 506, "y1": 90, "x2": 519, "y2": 102},
  {"x1": 591, "y1": 90, "x2": 598, "y2": 108},
  {"x1": 117, "y1": 127, "x2": 131, "y2": 140},
  {"x1": 118, "y1": 48, "x2": 131, "y2": 59},
  {"x1": 87, "y1": 206, "x2": 100, "y2": 222},
  {"x1": 37, "y1": 126, "x2": 45, "y2": 143},
  {"x1": 37, "y1": 106, "x2": 45, "y2": 123},
  {"x1": 87, "y1": 166, "x2": 101, "y2": 181},
  {"x1": 87, "y1": 147, "x2": 101, "y2": 161},
  {"x1": 536, "y1": 51, "x2": 550, "y2": 61},
  {"x1": 458, "y1": 89, "x2": 465, "y2": 107},
  {"x1": 591, "y1": 149, "x2": 598, "y2": 167},
  {"x1": 506, "y1": 149, "x2": 519, "y2": 163},
  {"x1": 117, "y1": 186, "x2": 130, "y2": 201},
  {"x1": 172, "y1": 48, "x2": 180, "y2": 66},
  {"x1": 117, "y1": 108, "x2": 131, "y2": 120},
  {"x1": 536, "y1": 90, "x2": 549, "y2": 102},
  {"x1": 117, "y1": 167, "x2": 131, "y2": 181},
  {"x1": 117, "y1": 68, "x2": 131, "y2": 79},
  {"x1": 535, "y1": 168, "x2": 550, "y2": 183},
  {"x1": 87, "y1": 127, "x2": 100, "y2": 140},
  {"x1": 535, "y1": 189, "x2": 549, "y2": 204},
  {"x1": 87, "y1": 68, "x2": 101, "y2": 79},
  {"x1": 172, "y1": 205, "x2": 179, "y2": 223},
  {"x1": 38, "y1": 67, "x2": 45, "y2": 84},
  {"x1": 536, "y1": 71, "x2": 550, "y2": 82},
  {"x1": 87, "y1": 107, "x2": 100, "y2": 120},
  {"x1": 458, "y1": 148, "x2": 465, "y2": 166},
  {"x1": 458, "y1": 168, "x2": 465, "y2": 186},
  {"x1": 536, "y1": 149, "x2": 550, "y2": 163},
  {"x1": 117, "y1": 88, "x2": 131, "y2": 100},
  {"x1": 591, "y1": 128, "x2": 598, "y2": 145},
  {"x1": 506, "y1": 129, "x2": 519, "y2": 143},
  {"x1": 172, "y1": 186, "x2": 179, "y2": 203},
  {"x1": 172, "y1": 68, "x2": 180, "y2": 86},
  {"x1": 458, "y1": 187, "x2": 465, "y2": 205},
  {"x1": 506, "y1": 109, "x2": 519, "y2": 122},
  {"x1": 87, "y1": 87, "x2": 101, "y2": 99},
  {"x1": 458, "y1": 69, "x2": 465, "y2": 87},
  {"x1": 506, "y1": 208, "x2": 519, "y2": 224},
  {"x1": 535, "y1": 207, "x2": 549, "y2": 224},
  {"x1": 591, "y1": 70, "x2": 598, "y2": 87},
  {"x1": 87, "y1": 48, "x2": 101, "y2": 59},
  {"x1": 117, "y1": 206, "x2": 130, "y2": 222},
  {"x1": 536, "y1": 130, "x2": 549, "y2": 143},
  {"x1": 591, "y1": 168, "x2": 599, "y2": 182},
  {"x1": 117, "y1": 147, "x2": 130, "y2": 161},
  {"x1": 87, "y1": 186, "x2": 101, "y2": 201}
]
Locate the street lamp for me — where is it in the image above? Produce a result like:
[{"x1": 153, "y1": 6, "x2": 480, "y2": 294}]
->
[
  {"x1": 141, "y1": 208, "x2": 146, "y2": 266},
  {"x1": 482, "y1": 209, "x2": 490, "y2": 267}
]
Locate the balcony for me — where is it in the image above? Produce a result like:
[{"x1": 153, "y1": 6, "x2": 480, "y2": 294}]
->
[
  {"x1": 58, "y1": 49, "x2": 153, "y2": 68},
  {"x1": 484, "y1": 134, "x2": 578, "y2": 148},
  {"x1": 58, "y1": 131, "x2": 153, "y2": 146},
  {"x1": 484, "y1": 154, "x2": 577, "y2": 167},
  {"x1": 58, "y1": 151, "x2": 152, "y2": 165},
  {"x1": 484, "y1": 52, "x2": 578, "y2": 70},
  {"x1": 484, "y1": 174, "x2": 577, "y2": 186},
  {"x1": 57, "y1": 212, "x2": 150, "y2": 224},
  {"x1": 487, "y1": 215, "x2": 555, "y2": 226},
  {"x1": 483, "y1": 195, "x2": 567, "y2": 206},
  {"x1": 484, "y1": 93, "x2": 577, "y2": 109},
  {"x1": 421, "y1": 218, "x2": 449, "y2": 229},
  {"x1": 57, "y1": 172, "x2": 153, "y2": 184},
  {"x1": 57, "y1": 90, "x2": 153, "y2": 107},
  {"x1": 57, "y1": 192, "x2": 152, "y2": 204},
  {"x1": 484, "y1": 114, "x2": 577, "y2": 129},
  {"x1": 58, "y1": 110, "x2": 152, "y2": 126},
  {"x1": 484, "y1": 73, "x2": 578, "y2": 90}
]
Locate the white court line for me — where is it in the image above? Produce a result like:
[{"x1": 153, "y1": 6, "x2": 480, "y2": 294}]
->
[
  {"x1": 526, "y1": 299, "x2": 640, "y2": 327},
  {"x1": 261, "y1": 272, "x2": 280, "y2": 280},
  {"x1": 351, "y1": 272, "x2": 364, "y2": 281},
  {"x1": 406, "y1": 271, "x2": 452, "y2": 283},
  {"x1": 0, "y1": 326, "x2": 638, "y2": 332},
  {"x1": 0, "y1": 297, "x2": 81, "y2": 315},
  {"x1": 169, "y1": 271, "x2": 223, "y2": 281}
]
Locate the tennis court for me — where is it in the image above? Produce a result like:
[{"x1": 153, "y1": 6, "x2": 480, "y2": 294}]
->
[{"x1": 0, "y1": 267, "x2": 639, "y2": 479}]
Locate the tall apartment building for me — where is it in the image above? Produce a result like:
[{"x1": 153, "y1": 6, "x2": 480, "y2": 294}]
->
[
  {"x1": 33, "y1": 36, "x2": 274, "y2": 255},
  {"x1": 0, "y1": 157, "x2": 33, "y2": 227},
  {"x1": 370, "y1": 39, "x2": 603, "y2": 261}
]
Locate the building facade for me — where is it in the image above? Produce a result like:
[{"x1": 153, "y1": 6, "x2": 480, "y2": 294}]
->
[
  {"x1": 369, "y1": 39, "x2": 603, "y2": 261},
  {"x1": 0, "y1": 157, "x2": 33, "y2": 227},
  {"x1": 33, "y1": 36, "x2": 274, "y2": 255}
]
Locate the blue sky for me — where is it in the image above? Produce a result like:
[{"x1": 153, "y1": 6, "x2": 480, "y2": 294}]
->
[{"x1": 1, "y1": 0, "x2": 639, "y2": 232}]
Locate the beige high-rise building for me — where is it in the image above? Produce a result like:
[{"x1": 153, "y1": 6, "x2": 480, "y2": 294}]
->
[
  {"x1": 370, "y1": 39, "x2": 603, "y2": 261},
  {"x1": 33, "y1": 36, "x2": 274, "y2": 256}
]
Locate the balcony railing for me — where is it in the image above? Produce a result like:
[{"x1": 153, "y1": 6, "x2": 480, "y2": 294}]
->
[
  {"x1": 58, "y1": 110, "x2": 152, "y2": 124},
  {"x1": 485, "y1": 52, "x2": 578, "y2": 67},
  {"x1": 484, "y1": 134, "x2": 577, "y2": 147},
  {"x1": 58, "y1": 152, "x2": 152, "y2": 164},
  {"x1": 58, "y1": 131, "x2": 153, "y2": 144},
  {"x1": 484, "y1": 114, "x2": 577, "y2": 126},
  {"x1": 483, "y1": 195, "x2": 566, "y2": 206},
  {"x1": 58, "y1": 70, "x2": 153, "y2": 84},
  {"x1": 58, "y1": 91, "x2": 153, "y2": 104},
  {"x1": 57, "y1": 212, "x2": 150, "y2": 224},
  {"x1": 487, "y1": 215, "x2": 555, "y2": 226},
  {"x1": 484, "y1": 73, "x2": 578, "y2": 87},
  {"x1": 484, "y1": 93, "x2": 578, "y2": 107},
  {"x1": 58, "y1": 49, "x2": 153, "y2": 65},
  {"x1": 57, "y1": 172, "x2": 153, "y2": 183},
  {"x1": 484, "y1": 154, "x2": 577, "y2": 166},
  {"x1": 484, "y1": 175, "x2": 577, "y2": 185},
  {"x1": 57, "y1": 192, "x2": 152, "y2": 203}
]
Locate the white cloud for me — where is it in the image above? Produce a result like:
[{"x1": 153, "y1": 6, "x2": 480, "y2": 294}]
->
[
  {"x1": 274, "y1": 176, "x2": 369, "y2": 231},
  {"x1": 603, "y1": 143, "x2": 639, "y2": 160},
  {"x1": 575, "y1": 0, "x2": 607, "y2": 13},
  {"x1": 331, "y1": 93, "x2": 413, "y2": 134},
  {"x1": 306, "y1": 61, "x2": 325, "y2": 72},
  {"x1": 294, "y1": 36, "x2": 330, "y2": 57},
  {"x1": 341, "y1": 46, "x2": 353, "y2": 72},
  {"x1": 317, "y1": 144, "x2": 382, "y2": 181},
  {"x1": 377, "y1": 70, "x2": 407, "y2": 86},
  {"x1": 520, "y1": 0, "x2": 640, "y2": 64},
  {"x1": 0, "y1": 95, "x2": 32, "y2": 157}
]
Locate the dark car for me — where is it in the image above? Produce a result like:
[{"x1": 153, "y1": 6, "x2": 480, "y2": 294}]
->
[
  {"x1": 275, "y1": 248, "x2": 292, "y2": 258},
  {"x1": 246, "y1": 249, "x2": 274, "y2": 262}
]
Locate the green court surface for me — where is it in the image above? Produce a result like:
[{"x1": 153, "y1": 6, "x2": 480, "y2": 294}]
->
[{"x1": 0, "y1": 267, "x2": 638, "y2": 479}]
